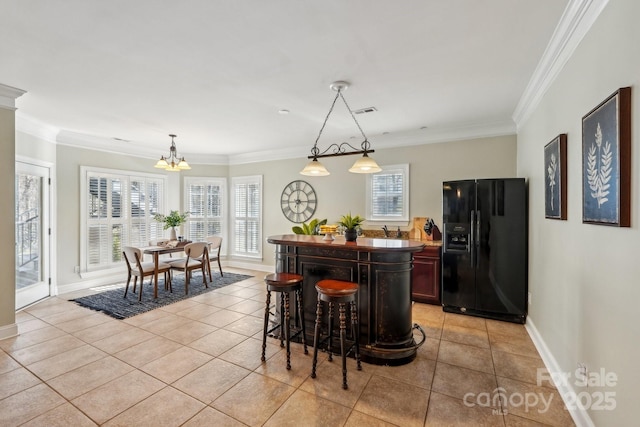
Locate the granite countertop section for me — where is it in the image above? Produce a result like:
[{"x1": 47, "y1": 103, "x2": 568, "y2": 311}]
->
[
  {"x1": 360, "y1": 229, "x2": 442, "y2": 247},
  {"x1": 267, "y1": 234, "x2": 425, "y2": 252},
  {"x1": 361, "y1": 229, "x2": 410, "y2": 239}
]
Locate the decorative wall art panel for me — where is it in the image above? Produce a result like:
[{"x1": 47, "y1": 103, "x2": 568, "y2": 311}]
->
[
  {"x1": 545, "y1": 134, "x2": 567, "y2": 220},
  {"x1": 582, "y1": 87, "x2": 631, "y2": 226}
]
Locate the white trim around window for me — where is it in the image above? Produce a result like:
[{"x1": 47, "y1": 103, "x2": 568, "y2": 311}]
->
[
  {"x1": 79, "y1": 166, "x2": 167, "y2": 277},
  {"x1": 366, "y1": 163, "x2": 410, "y2": 224},
  {"x1": 230, "y1": 175, "x2": 263, "y2": 259},
  {"x1": 183, "y1": 176, "x2": 227, "y2": 254}
]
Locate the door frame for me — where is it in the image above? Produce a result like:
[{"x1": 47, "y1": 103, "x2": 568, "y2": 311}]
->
[{"x1": 15, "y1": 156, "x2": 56, "y2": 309}]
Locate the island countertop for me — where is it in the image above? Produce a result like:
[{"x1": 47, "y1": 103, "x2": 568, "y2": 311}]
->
[{"x1": 267, "y1": 234, "x2": 426, "y2": 252}]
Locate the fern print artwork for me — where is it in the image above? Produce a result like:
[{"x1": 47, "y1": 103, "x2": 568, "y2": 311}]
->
[
  {"x1": 544, "y1": 135, "x2": 565, "y2": 219},
  {"x1": 586, "y1": 123, "x2": 612, "y2": 208},
  {"x1": 581, "y1": 87, "x2": 630, "y2": 226},
  {"x1": 547, "y1": 153, "x2": 557, "y2": 210}
]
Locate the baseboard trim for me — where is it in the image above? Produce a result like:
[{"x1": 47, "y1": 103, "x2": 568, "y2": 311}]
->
[
  {"x1": 525, "y1": 318, "x2": 595, "y2": 427},
  {"x1": 0, "y1": 323, "x2": 18, "y2": 341},
  {"x1": 225, "y1": 260, "x2": 273, "y2": 273}
]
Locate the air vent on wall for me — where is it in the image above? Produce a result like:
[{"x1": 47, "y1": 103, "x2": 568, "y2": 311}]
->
[{"x1": 353, "y1": 106, "x2": 377, "y2": 115}]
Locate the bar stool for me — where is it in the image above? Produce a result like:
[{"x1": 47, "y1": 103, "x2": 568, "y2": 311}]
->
[
  {"x1": 311, "y1": 279, "x2": 362, "y2": 389},
  {"x1": 261, "y1": 272, "x2": 308, "y2": 370}
]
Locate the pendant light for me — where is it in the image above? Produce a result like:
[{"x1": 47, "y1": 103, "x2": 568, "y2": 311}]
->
[
  {"x1": 300, "y1": 81, "x2": 381, "y2": 176},
  {"x1": 154, "y1": 134, "x2": 191, "y2": 171}
]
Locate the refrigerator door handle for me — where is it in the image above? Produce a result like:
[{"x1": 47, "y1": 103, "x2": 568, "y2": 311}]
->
[
  {"x1": 470, "y1": 210, "x2": 475, "y2": 267},
  {"x1": 476, "y1": 210, "x2": 481, "y2": 267},
  {"x1": 476, "y1": 210, "x2": 481, "y2": 247}
]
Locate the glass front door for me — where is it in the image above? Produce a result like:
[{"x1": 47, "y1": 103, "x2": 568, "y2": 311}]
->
[{"x1": 15, "y1": 162, "x2": 50, "y2": 309}]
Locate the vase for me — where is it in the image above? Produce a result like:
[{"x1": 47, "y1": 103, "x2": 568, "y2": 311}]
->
[
  {"x1": 344, "y1": 229, "x2": 358, "y2": 242},
  {"x1": 169, "y1": 227, "x2": 177, "y2": 241}
]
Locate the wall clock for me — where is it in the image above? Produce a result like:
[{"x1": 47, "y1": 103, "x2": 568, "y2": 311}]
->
[{"x1": 281, "y1": 180, "x2": 317, "y2": 223}]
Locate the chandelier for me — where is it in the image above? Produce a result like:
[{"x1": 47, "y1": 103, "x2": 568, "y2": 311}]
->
[
  {"x1": 154, "y1": 134, "x2": 191, "y2": 171},
  {"x1": 300, "y1": 81, "x2": 381, "y2": 176}
]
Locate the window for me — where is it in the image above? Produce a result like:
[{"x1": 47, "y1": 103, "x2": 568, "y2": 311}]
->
[
  {"x1": 81, "y1": 167, "x2": 166, "y2": 272},
  {"x1": 184, "y1": 177, "x2": 226, "y2": 248},
  {"x1": 231, "y1": 175, "x2": 262, "y2": 258},
  {"x1": 366, "y1": 164, "x2": 409, "y2": 222}
]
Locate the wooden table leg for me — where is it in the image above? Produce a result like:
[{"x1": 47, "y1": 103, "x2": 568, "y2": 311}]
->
[{"x1": 153, "y1": 252, "x2": 159, "y2": 299}]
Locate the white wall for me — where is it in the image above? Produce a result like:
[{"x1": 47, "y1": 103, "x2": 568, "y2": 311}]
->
[
  {"x1": 517, "y1": 0, "x2": 639, "y2": 424},
  {"x1": 14, "y1": 131, "x2": 516, "y2": 288},
  {"x1": 230, "y1": 134, "x2": 518, "y2": 267},
  {"x1": 0, "y1": 105, "x2": 16, "y2": 337}
]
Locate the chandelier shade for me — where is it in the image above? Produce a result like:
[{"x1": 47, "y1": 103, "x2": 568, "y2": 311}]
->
[
  {"x1": 154, "y1": 134, "x2": 191, "y2": 171},
  {"x1": 300, "y1": 81, "x2": 381, "y2": 176}
]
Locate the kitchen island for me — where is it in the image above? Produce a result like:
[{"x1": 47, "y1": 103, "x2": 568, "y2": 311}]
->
[{"x1": 267, "y1": 234, "x2": 425, "y2": 365}]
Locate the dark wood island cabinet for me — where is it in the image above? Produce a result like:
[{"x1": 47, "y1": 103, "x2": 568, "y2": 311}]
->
[
  {"x1": 267, "y1": 234, "x2": 425, "y2": 365},
  {"x1": 412, "y1": 243, "x2": 442, "y2": 305}
]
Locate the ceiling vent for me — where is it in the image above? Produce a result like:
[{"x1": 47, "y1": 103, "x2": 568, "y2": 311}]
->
[{"x1": 353, "y1": 106, "x2": 377, "y2": 115}]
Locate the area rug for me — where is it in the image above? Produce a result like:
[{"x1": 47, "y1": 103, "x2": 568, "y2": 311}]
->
[{"x1": 72, "y1": 272, "x2": 253, "y2": 319}]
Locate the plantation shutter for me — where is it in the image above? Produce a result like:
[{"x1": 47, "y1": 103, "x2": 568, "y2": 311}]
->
[
  {"x1": 185, "y1": 178, "x2": 225, "y2": 244},
  {"x1": 232, "y1": 176, "x2": 262, "y2": 257},
  {"x1": 372, "y1": 171, "x2": 404, "y2": 217},
  {"x1": 83, "y1": 169, "x2": 165, "y2": 272},
  {"x1": 367, "y1": 164, "x2": 409, "y2": 222}
]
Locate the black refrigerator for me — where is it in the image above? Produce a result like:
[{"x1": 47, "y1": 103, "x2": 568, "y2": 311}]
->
[{"x1": 442, "y1": 178, "x2": 527, "y2": 324}]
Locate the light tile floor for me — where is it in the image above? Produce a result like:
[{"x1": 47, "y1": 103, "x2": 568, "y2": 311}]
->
[{"x1": 0, "y1": 268, "x2": 575, "y2": 426}]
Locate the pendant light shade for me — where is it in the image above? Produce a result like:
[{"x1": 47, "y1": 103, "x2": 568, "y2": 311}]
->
[
  {"x1": 348, "y1": 152, "x2": 382, "y2": 173},
  {"x1": 300, "y1": 158, "x2": 330, "y2": 176}
]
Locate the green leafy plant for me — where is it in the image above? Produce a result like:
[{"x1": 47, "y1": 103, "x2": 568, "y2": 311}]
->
[
  {"x1": 153, "y1": 210, "x2": 189, "y2": 230},
  {"x1": 338, "y1": 213, "x2": 365, "y2": 230},
  {"x1": 292, "y1": 218, "x2": 327, "y2": 235}
]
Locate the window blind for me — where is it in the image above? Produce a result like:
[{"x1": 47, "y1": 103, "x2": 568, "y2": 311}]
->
[
  {"x1": 367, "y1": 164, "x2": 409, "y2": 222},
  {"x1": 231, "y1": 176, "x2": 262, "y2": 257},
  {"x1": 83, "y1": 169, "x2": 165, "y2": 271},
  {"x1": 184, "y1": 178, "x2": 226, "y2": 244}
]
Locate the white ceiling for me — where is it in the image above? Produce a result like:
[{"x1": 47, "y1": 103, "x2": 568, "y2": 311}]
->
[{"x1": 1, "y1": 0, "x2": 570, "y2": 164}]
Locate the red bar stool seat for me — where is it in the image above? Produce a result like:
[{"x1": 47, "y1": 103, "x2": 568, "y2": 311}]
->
[{"x1": 311, "y1": 279, "x2": 362, "y2": 389}]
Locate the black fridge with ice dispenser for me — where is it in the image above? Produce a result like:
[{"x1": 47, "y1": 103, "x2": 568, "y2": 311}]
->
[{"x1": 441, "y1": 178, "x2": 527, "y2": 323}]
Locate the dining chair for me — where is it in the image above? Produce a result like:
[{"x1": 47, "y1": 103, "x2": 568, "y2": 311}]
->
[
  {"x1": 168, "y1": 242, "x2": 208, "y2": 295},
  {"x1": 122, "y1": 246, "x2": 172, "y2": 301},
  {"x1": 201, "y1": 236, "x2": 223, "y2": 281}
]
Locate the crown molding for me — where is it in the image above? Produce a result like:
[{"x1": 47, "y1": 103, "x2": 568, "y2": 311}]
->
[
  {"x1": 228, "y1": 145, "x2": 309, "y2": 165},
  {"x1": 512, "y1": 0, "x2": 610, "y2": 128},
  {"x1": 16, "y1": 116, "x2": 515, "y2": 166},
  {"x1": 16, "y1": 112, "x2": 60, "y2": 143},
  {"x1": 373, "y1": 120, "x2": 516, "y2": 149},
  {"x1": 228, "y1": 119, "x2": 516, "y2": 165},
  {"x1": 56, "y1": 130, "x2": 229, "y2": 165},
  {"x1": 0, "y1": 83, "x2": 26, "y2": 110}
]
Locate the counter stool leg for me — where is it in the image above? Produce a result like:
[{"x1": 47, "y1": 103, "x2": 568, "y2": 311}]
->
[
  {"x1": 296, "y1": 288, "x2": 308, "y2": 354},
  {"x1": 327, "y1": 302, "x2": 334, "y2": 362},
  {"x1": 339, "y1": 302, "x2": 348, "y2": 389},
  {"x1": 311, "y1": 295, "x2": 322, "y2": 379},
  {"x1": 279, "y1": 295, "x2": 285, "y2": 348},
  {"x1": 351, "y1": 301, "x2": 362, "y2": 370},
  {"x1": 261, "y1": 290, "x2": 271, "y2": 362},
  {"x1": 284, "y1": 292, "x2": 292, "y2": 370}
]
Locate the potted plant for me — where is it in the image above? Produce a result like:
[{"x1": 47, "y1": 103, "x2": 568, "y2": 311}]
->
[
  {"x1": 292, "y1": 218, "x2": 327, "y2": 235},
  {"x1": 338, "y1": 213, "x2": 365, "y2": 242},
  {"x1": 153, "y1": 210, "x2": 189, "y2": 240}
]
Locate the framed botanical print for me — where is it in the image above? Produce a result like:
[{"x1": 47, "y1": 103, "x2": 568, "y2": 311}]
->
[
  {"x1": 582, "y1": 87, "x2": 631, "y2": 226},
  {"x1": 544, "y1": 134, "x2": 567, "y2": 220}
]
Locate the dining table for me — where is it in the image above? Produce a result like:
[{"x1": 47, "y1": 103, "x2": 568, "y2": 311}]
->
[{"x1": 143, "y1": 241, "x2": 192, "y2": 298}]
